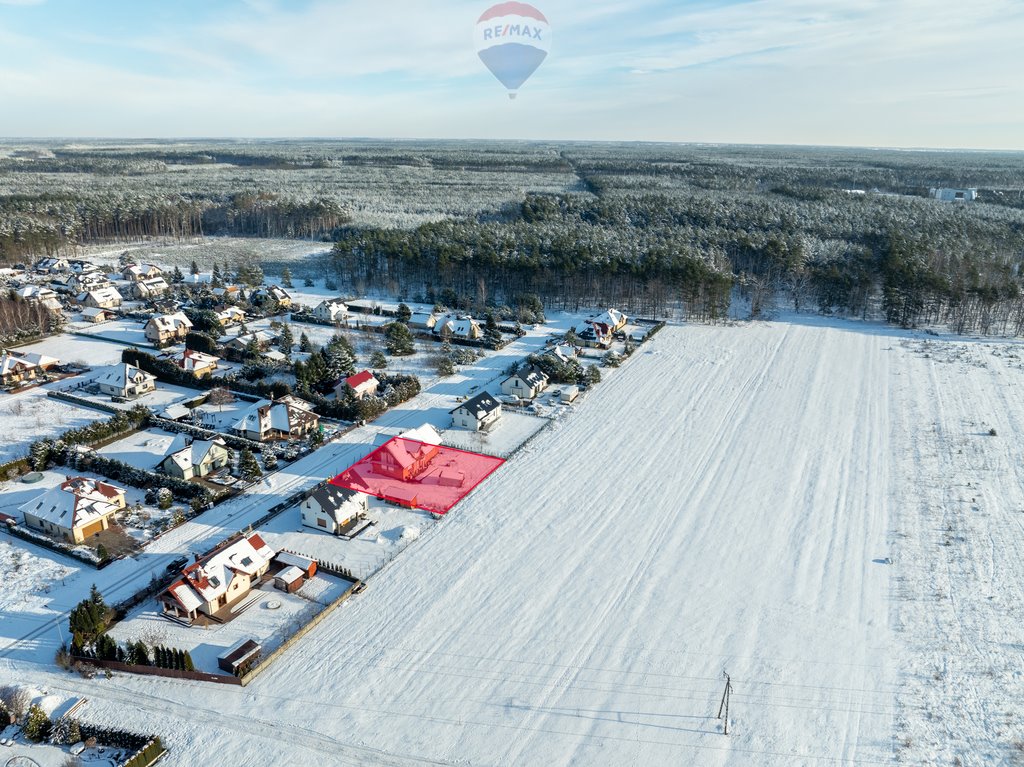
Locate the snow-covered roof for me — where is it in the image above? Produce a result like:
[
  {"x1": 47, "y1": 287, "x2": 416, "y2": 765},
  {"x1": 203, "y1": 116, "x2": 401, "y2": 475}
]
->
[
  {"x1": 276, "y1": 565, "x2": 304, "y2": 585},
  {"x1": 276, "y1": 551, "x2": 315, "y2": 571},
  {"x1": 165, "y1": 533, "x2": 275, "y2": 610},
  {"x1": 93, "y1": 363, "x2": 156, "y2": 390},
  {"x1": 435, "y1": 313, "x2": 480, "y2": 337},
  {"x1": 81, "y1": 307, "x2": 112, "y2": 319},
  {"x1": 123, "y1": 263, "x2": 163, "y2": 279},
  {"x1": 306, "y1": 484, "x2": 366, "y2": 524},
  {"x1": 147, "y1": 312, "x2": 192, "y2": 333},
  {"x1": 80, "y1": 286, "x2": 122, "y2": 305},
  {"x1": 401, "y1": 423, "x2": 443, "y2": 445},
  {"x1": 19, "y1": 476, "x2": 125, "y2": 530},
  {"x1": 165, "y1": 437, "x2": 227, "y2": 473},
  {"x1": 232, "y1": 396, "x2": 317, "y2": 437},
  {"x1": 15, "y1": 284, "x2": 58, "y2": 300},
  {"x1": 1, "y1": 354, "x2": 37, "y2": 378},
  {"x1": 178, "y1": 348, "x2": 219, "y2": 371}
]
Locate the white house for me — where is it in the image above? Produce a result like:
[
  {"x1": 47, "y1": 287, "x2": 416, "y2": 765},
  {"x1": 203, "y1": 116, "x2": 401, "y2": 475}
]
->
[
  {"x1": 160, "y1": 436, "x2": 231, "y2": 480},
  {"x1": 231, "y1": 395, "x2": 319, "y2": 441},
  {"x1": 301, "y1": 484, "x2": 369, "y2": 535},
  {"x1": 450, "y1": 391, "x2": 502, "y2": 431},
  {"x1": 15, "y1": 284, "x2": 62, "y2": 311},
  {"x1": 34, "y1": 257, "x2": 70, "y2": 274},
  {"x1": 312, "y1": 299, "x2": 349, "y2": 324},
  {"x1": 93, "y1": 363, "x2": 156, "y2": 399},
  {"x1": 500, "y1": 365, "x2": 549, "y2": 400},
  {"x1": 434, "y1": 314, "x2": 481, "y2": 340},
  {"x1": 930, "y1": 188, "x2": 978, "y2": 203},
  {"x1": 336, "y1": 370, "x2": 379, "y2": 400}
]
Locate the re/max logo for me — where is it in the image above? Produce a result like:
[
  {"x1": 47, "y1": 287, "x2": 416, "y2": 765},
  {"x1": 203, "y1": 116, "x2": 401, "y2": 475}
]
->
[{"x1": 482, "y1": 24, "x2": 543, "y2": 41}]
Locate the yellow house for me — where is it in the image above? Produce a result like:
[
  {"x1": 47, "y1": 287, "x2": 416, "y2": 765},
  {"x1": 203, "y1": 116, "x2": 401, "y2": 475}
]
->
[{"x1": 20, "y1": 477, "x2": 126, "y2": 543}]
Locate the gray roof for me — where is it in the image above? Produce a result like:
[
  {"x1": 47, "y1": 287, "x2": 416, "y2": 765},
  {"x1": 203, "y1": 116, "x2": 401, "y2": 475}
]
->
[{"x1": 451, "y1": 391, "x2": 501, "y2": 417}]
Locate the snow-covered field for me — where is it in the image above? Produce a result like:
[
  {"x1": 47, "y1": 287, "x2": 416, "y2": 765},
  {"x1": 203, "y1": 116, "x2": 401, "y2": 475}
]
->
[
  {"x1": 4, "y1": 319, "x2": 1024, "y2": 764},
  {"x1": 0, "y1": 388, "x2": 103, "y2": 464}
]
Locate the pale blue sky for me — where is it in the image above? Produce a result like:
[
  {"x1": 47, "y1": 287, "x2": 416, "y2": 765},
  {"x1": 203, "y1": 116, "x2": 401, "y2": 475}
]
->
[{"x1": 1, "y1": 0, "x2": 1022, "y2": 148}]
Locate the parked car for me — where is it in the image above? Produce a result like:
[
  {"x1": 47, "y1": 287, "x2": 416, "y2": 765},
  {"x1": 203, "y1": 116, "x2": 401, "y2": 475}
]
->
[{"x1": 165, "y1": 556, "x2": 189, "y2": 574}]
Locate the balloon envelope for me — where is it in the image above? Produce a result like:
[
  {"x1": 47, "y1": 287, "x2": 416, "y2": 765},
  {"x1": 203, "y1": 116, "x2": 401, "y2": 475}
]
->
[{"x1": 474, "y1": 2, "x2": 551, "y2": 96}]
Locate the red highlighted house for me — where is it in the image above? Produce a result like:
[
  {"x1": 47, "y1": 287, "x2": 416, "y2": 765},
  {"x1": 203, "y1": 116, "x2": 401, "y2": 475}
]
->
[{"x1": 330, "y1": 432, "x2": 504, "y2": 515}]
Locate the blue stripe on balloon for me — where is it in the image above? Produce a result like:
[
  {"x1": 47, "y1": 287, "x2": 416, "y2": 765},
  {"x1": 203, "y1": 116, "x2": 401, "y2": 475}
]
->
[{"x1": 477, "y1": 43, "x2": 548, "y2": 92}]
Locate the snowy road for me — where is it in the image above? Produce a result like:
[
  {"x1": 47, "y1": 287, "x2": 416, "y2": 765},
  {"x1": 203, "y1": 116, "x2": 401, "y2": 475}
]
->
[{"x1": 7, "y1": 320, "x2": 1024, "y2": 765}]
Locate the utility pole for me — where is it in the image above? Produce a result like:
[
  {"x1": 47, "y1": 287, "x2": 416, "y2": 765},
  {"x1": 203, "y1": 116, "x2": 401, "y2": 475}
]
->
[{"x1": 717, "y1": 671, "x2": 732, "y2": 735}]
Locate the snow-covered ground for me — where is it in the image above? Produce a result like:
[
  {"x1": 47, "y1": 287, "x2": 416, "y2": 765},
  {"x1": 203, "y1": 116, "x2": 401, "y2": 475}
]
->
[
  {"x1": 67, "y1": 318, "x2": 151, "y2": 348},
  {"x1": 0, "y1": 387, "x2": 103, "y2": 464},
  {"x1": 14, "y1": 333, "x2": 129, "y2": 367},
  {"x1": 96, "y1": 428, "x2": 181, "y2": 470},
  {"x1": 108, "y1": 574, "x2": 353, "y2": 674},
  {"x1": 8, "y1": 318, "x2": 1024, "y2": 764}
]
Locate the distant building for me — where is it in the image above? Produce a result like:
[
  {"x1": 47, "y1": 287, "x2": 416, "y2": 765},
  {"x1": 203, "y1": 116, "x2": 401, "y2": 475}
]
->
[
  {"x1": 130, "y1": 276, "x2": 171, "y2": 300},
  {"x1": 930, "y1": 188, "x2": 978, "y2": 203},
  {"x1": 144, "y1": 312, "x2": 193, "y2": 344},
  {"x1": 20, "y1": 476, "x2": 126, "y2": 543},
  {"x1": 122, "y1": 263, "x2": 164, "y2": 282},
  {"x1": 173, "y1": 348, "x2": 219, "y2": 377},
  {"x1": 252, "y1": 285, "x2": 292, "y2": 308},
  {"x1": 409, "y1": 311, "x2": 438, "y2": 331},
  {"x1": 215, "y1": 306, "x2": 247, "y2": 327},
  {"x1": 15, "y1": 284, "x2": 62, "y2": 311},
  {"x1": 434, "y1": 314, "x2": 481, "y2": 340},
  {"x1": 338, "y1": 370, "x2": 379, "y2": 400},
  {"x1": 311, "y1": 299, "x2": 349, "y2": 324},
  {"x1": 78, "y1": 286, "x2": 122, "y2": 310}
]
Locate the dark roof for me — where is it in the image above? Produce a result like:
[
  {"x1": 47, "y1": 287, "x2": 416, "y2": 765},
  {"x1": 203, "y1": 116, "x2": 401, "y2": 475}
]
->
[
  {"x1": 513, "y1": 365, "x2": 548, "y2": 387},
  {"x1": 451, "y1": 391, "x2": 501, "y2": 417},
  {"x1": 307, "y1": 483, "x2": 362, "y2": 511}
]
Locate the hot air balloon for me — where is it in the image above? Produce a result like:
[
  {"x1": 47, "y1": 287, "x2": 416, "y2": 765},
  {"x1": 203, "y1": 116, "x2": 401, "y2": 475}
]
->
[{"x1": 474, "y1": 2, "x2": 551, "y2": 99}]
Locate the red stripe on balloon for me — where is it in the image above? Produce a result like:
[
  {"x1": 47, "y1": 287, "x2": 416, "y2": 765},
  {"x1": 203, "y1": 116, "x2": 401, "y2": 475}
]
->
[{"x1": 477, "y1": 2, "x2": 548, "y2": 24}]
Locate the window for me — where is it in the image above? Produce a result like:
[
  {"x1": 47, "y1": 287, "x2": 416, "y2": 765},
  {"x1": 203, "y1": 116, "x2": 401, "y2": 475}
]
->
[{"x1": 317, "y1": 518, "x2": 327, "y2": 528}]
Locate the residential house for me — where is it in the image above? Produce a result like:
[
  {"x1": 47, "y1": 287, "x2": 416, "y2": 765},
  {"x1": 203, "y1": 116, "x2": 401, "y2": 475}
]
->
[
  {"x1": 338, "y1": 370, "x2": 379, "y2": 401},
  {"x1": 450, "y1": 391, "x2": 502, "y2": 431},
  {"x1": 547, "y1": 344, "x2": 581, "y2": 364},
  {"x1": 81, "y1": 307, "x2": 116, "y2": 323},
  {"x1": 130, "y1": 276, "x2": 170, "y2": 300},
  {"x1": 211, "y1": 285, "x2": 241, "y2": 300},
  {"x1": 158, "y1": 533, "x2": 275, "y2": 624},
  {"x1": 14, "y1": 351, "x2": 60, "y2": 374},
  {"x1": 215, "y1": 306, "x2": 247, "y2": 327},
  {"x1": 434, "y1": 313, "x2": 481, "y2": 340},
  {"x1": 225, "y1": 330, "x2": 275, "y2": 355},
  {"x1": 160, "y1": 436, "x2": 231, "y2": 480},
  {"x1": 121, "y1": 263, "x2": 164, "y2": 282},
  {"x1": 374, "y1": 432, "x2": 441, "y2": 481},
  {"x1": 312, "y1": 299, "x2": 349, "y2": 324},
  {"x1": 930, "y1": 188, "x2": 978, "y2": 203},
  {"x1": 574, "y1": 309, "x2": 628, "y2": 348},
  {"x1": 15, "y1": 284, "x2": 62, "y2": 311},
  {"x1": 65, "y1": 272, "x2": 109, "y2": 296},
  {"x1": 231, "y1": 395, "x2": 319, "y2": 442},
  {"x1": 78, "y1": 286, "x2": 123, "y2": 310},
  {"x1": 409, "y1": 311, "x2": 438, "y2": 331},
  {"x1": 252, "y1": 284, "x2": 292, "y2": 308},
  {"x1": 0, "y1": 353, "x2": 38, "y2": 386},
  {"x1": 33, "y1": 257, "x2": 70, "y2": 274},
  {"x1": 93, "y1": 363, "x2": 156, "y2": 399},
  {"x1": 301, "y1": 484, "x2": 369, "y2": 535},
  {"x1": 173, "y1": 348, "x2": 219, "y2": 377},
  {"x1": 19, "y1": 477, "x2": 126, "y2": 544},
  {"x1": 67, "y1": 259, "x2": 101, "y2": 275},
  {"x1": 500, "y1": 365, "x2": 549, "y2": 400},
  {"x1": 144, "y1": 312, "x2": 193, "y2": 345}
]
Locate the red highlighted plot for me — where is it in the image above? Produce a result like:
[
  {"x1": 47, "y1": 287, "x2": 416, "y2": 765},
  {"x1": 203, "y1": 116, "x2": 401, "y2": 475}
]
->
[{"x1": 330, "y1": 437, "x2": 505, "y2": 515}]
